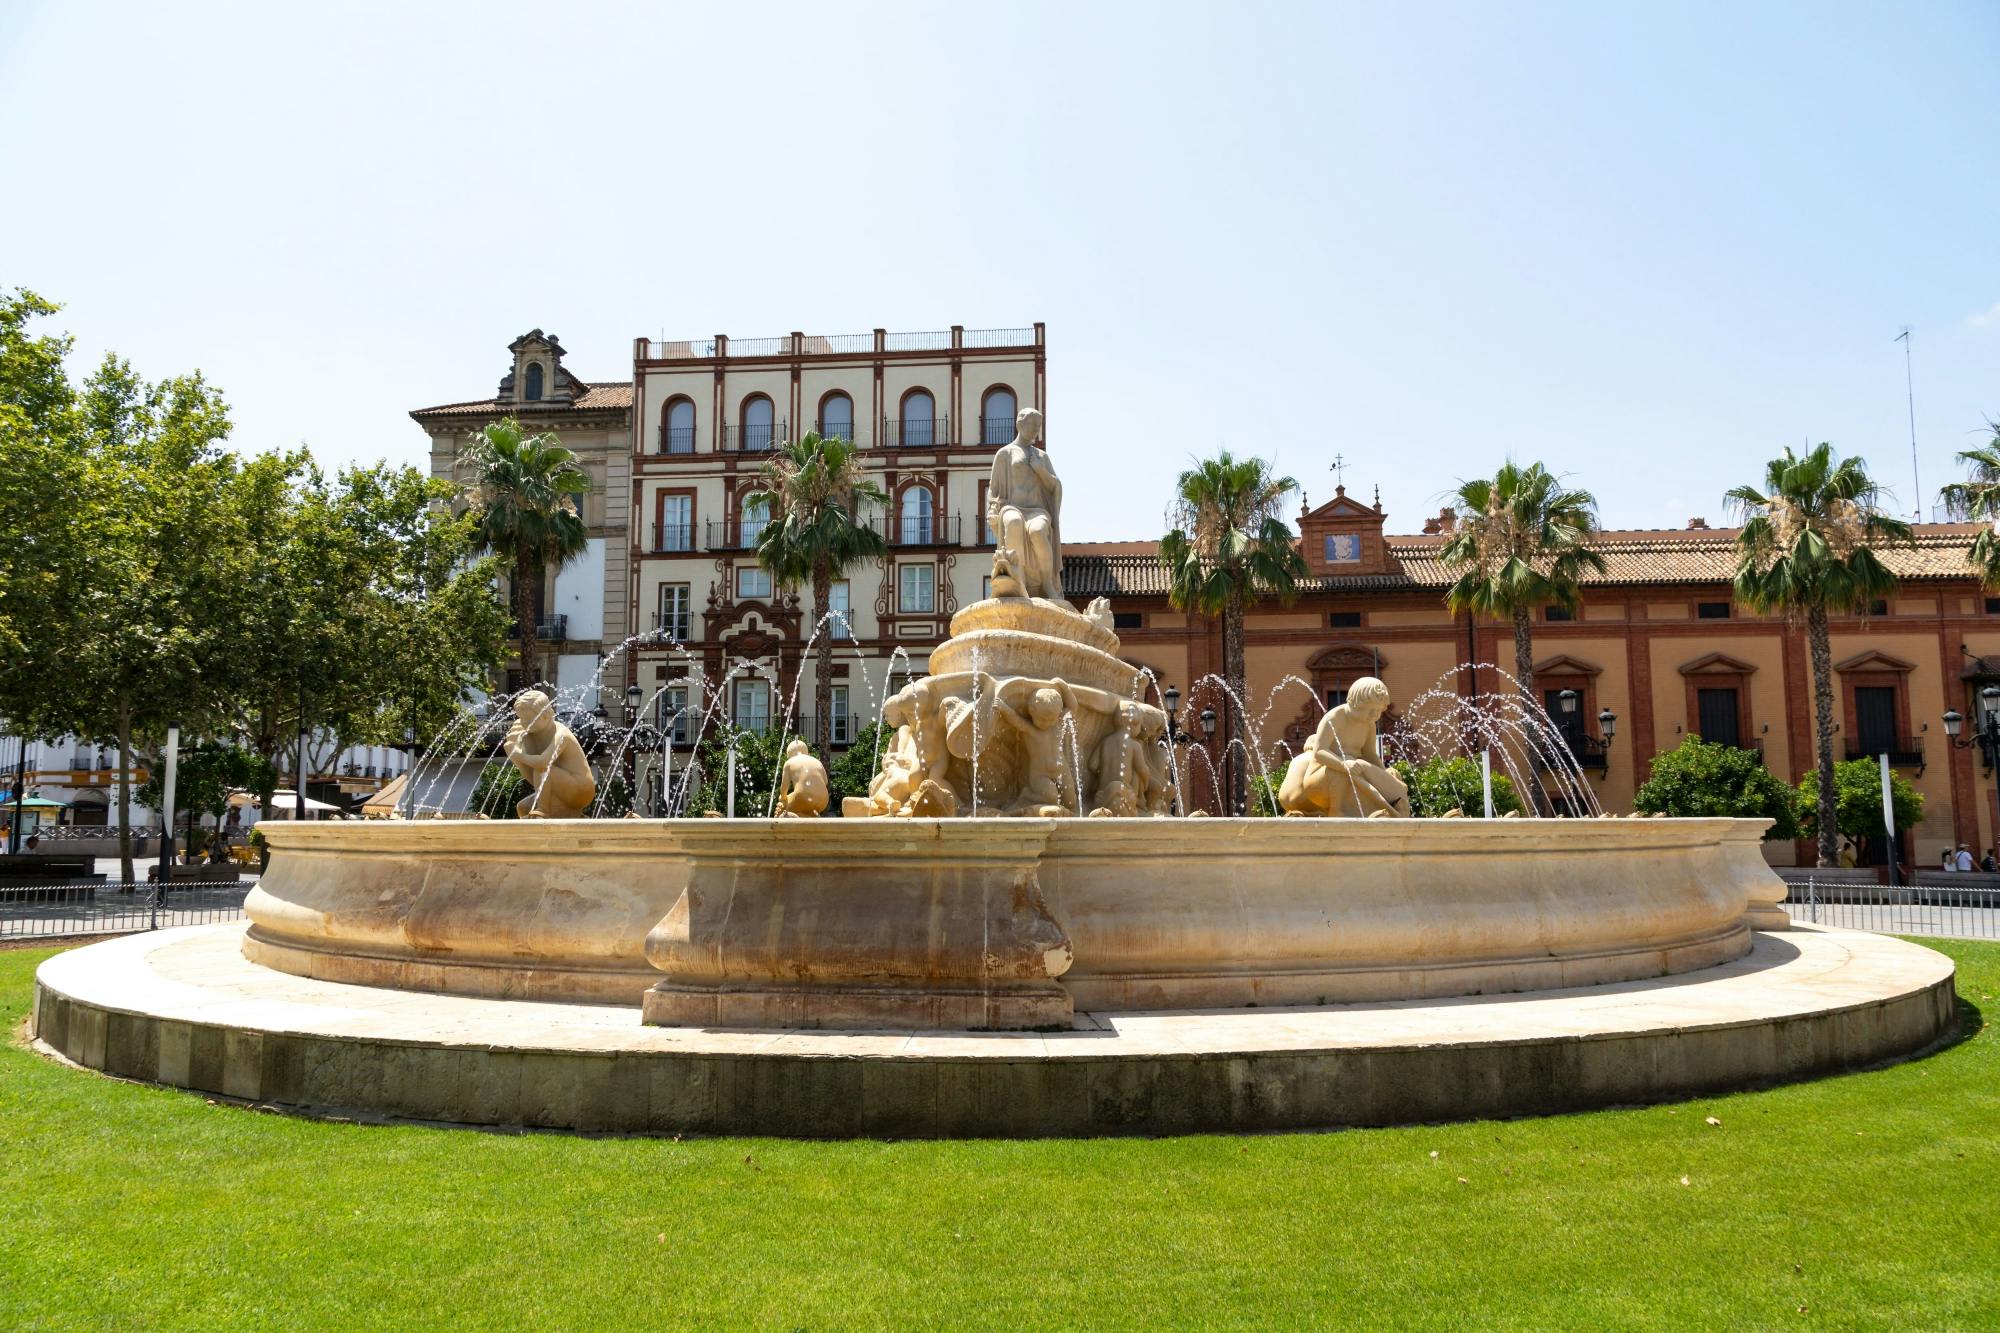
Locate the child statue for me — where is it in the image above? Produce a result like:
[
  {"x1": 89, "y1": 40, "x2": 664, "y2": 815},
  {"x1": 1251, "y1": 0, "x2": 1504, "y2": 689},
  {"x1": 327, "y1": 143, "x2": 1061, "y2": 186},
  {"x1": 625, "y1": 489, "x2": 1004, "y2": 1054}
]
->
[
  {"x1": 991, "y1": 678, "x2": 1077, "y2": 814},
  {"x1": 502, "y1": 689, "x2": 597, "y2": 818},
  {"x1": 1276, "y1": 677, "x2": 1411, "y2": 818},
  {"x1": 774, "y1": 738, "x2": 828, "y2": 817}
]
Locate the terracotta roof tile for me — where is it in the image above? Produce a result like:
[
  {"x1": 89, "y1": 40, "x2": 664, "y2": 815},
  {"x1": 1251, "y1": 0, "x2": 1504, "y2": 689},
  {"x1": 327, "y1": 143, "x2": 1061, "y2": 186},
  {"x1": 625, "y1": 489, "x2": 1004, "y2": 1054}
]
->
[
  {"x1": 410, "y1": 382, "x2": 632, "y2": 420},
  {"x1": 1064, "y1": 525, "x2": 1988, "y2": 598}
]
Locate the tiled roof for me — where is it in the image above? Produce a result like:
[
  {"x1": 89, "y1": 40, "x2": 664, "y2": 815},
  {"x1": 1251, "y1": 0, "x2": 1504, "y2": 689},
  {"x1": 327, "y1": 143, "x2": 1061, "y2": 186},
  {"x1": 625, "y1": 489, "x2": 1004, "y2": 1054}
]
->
[
  {"x1": 410, "y1": 382, "x2": 633, "y2": 420},
  {"x1": 1063, "y1": 525, "x2": 1988, "y2": 597}
]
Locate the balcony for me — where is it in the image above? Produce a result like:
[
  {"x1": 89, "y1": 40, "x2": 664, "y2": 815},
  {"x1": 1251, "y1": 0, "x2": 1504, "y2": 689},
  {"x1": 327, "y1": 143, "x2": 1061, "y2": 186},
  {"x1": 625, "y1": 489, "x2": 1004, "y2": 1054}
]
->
[
  {"x1": 651, "y1": 609, "x2": 692, "y2": 642},
  {"x1": 788, "y1": 715, "x2": 862, "y2": 747},
  {"x1": 721, "y1": 420, "x2": 787, "y2": 452},
  {"x1": 1552, "y1": 734, "x2": 1609, "y2": 774},
  {"x1": 879, "y1": 415, "x2": 950, "y2": 449},
  {"x1": 978, "y1": 416, "x2": 1017, "y2": 445},
  {"x1": 704, "y1": 521, "x2": 762, "y2": 552},
  {"x1": 1845, "y1": 735, "x2": 1925, "y2": 769},
  {"x1": 658, "y1": 427, "x2": 696, "y2": 455},
  {"x1": 636, "y1": 327, "x2": 1041, "y2": 361},
  {"x1": 881, "y1": 512, "x2": 963, "y2": 548},
  {"x1": 651, "y1": 522, "x2": 694, "y2": 554},
  {"x1": 537, "y1": 615, "x2": 568, "y2": 643}
]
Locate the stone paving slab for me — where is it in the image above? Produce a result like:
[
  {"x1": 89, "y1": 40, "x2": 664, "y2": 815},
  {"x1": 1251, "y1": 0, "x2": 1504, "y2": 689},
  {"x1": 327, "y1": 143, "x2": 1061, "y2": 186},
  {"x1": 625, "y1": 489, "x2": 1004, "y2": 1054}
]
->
[{"x1": 28, "y1": 924, "x2": 1960, "y2": 1137}]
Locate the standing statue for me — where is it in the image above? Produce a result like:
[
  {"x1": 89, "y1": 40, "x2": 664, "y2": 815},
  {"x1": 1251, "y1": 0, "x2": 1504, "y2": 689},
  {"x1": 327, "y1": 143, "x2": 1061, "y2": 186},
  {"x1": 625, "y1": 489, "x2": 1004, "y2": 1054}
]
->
[
  {"x1": 1277, "y1": 677, "x2": 1411, "y2": 818},
  {"x1": 986, "y1": 407, "x2": 1066, "y2": 605},
  {"x1": 774, "y1": 739, "x2": 829, "y2": 817},
  {"x1": 502, "y1": 689, "x2": 597, "y2": 818}
]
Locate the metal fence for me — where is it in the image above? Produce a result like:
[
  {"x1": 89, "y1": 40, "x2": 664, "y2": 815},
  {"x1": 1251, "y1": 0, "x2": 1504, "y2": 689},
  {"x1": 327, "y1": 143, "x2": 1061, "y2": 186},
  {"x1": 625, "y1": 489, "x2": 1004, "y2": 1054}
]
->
[
  {"x1": 0, "y1": 878, "x2": 251, "y2": 941},
  {"x1": 1783, "y1": 876, "x2": 2000, "y2": 940}
]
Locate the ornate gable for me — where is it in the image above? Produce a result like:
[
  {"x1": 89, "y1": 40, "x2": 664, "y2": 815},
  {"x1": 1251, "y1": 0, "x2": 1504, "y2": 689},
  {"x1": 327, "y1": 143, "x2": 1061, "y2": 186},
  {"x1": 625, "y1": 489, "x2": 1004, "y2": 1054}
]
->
[
  {"x1": 1297, "y1": 485, "x2": 1392, "y2": 576},
  {"x1": 497, "y1": 328, "x2": 584, "y2": 406}
]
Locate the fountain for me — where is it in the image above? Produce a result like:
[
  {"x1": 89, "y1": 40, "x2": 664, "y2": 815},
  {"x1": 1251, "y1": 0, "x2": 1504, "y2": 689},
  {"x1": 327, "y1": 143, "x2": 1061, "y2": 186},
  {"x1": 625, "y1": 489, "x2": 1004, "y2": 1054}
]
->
[{"x1": 27, "y1": 409, "x2": 1961, "y2": 1136}]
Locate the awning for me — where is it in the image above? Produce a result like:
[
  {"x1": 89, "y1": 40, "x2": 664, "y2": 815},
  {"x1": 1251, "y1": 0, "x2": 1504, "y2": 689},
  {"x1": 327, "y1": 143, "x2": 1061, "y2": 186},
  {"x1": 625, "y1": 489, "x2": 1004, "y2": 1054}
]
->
[
  {"x1": 0, "y1": 793, "x2": 68, "y2": 809},
  {"x1": 228, "y1": 789, "x2": 342, "y2": 814},
  {"x1": 361, "y1": 774, "x2": 408, "y2": 819}
]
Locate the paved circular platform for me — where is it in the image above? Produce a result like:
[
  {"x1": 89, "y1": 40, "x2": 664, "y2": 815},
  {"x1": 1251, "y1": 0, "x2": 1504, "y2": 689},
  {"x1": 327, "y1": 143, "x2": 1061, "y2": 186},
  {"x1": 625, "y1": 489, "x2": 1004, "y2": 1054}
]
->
[{"x1": 30, "y1": 923, "x2": 1959, "y2": 1137}]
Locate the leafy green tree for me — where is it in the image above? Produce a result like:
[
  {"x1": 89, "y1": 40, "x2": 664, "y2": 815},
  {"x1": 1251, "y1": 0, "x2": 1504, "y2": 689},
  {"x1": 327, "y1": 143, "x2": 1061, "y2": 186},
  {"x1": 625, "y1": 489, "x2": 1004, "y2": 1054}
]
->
[
  {"x1": 46, "y1": 355, "x2": 241, "y2": 881},
  {"x1": 220, "y1": 456, "x2": 508, "y2": 816},
  {"x1": 460, "y1": 418, "x2": 589, "y2": 683},
  {"x1": 1390, "y1": 754, "x2": 1524, "y2": 818},
  {"x1": 1795, "y1": 758, "x2": 1924, "y2": 856},
  {"x1": 1440, "y1": 461, "x2": 1607, "y2": 703},
  {"x1": 677, "y1": 725, "x2": 790, "y2": 816},
  {"x1": 136, "y1": 742, "x2": 272, "y2": 851},
  {"x1": 827, "y1": 719, "x2": 892, "y2": 808},
  {"x1": 470, "y1": 758, "x2": 531, "y2": 818},
  {"x1": 0, "y1": 289, "x2": 82, "y2": 712},
  {"x1": 1632, "y1": 735, "x2": 1797, "y2": 839},
  {"x1": 1936, "y1": 418, "x2": 2000, "y2": 583},
  {"x1": 747, "y1": 432, "x2": 888, "y2": 762},
  {"x1": 1727, "y1": 444, "x2": 1912, "y2": 866},
  {"x1": 1159, "y1": 450, "x2": 1307, "y2": 815}
]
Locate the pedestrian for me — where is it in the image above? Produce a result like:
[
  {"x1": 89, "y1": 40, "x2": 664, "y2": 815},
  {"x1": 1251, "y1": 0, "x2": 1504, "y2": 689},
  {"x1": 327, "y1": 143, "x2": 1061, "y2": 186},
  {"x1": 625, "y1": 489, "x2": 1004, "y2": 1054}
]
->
[
  {"x1": 1983, "y1": 850, "x2": 1997, "y2": 874},
  {"x1": 1956, "y1": 843, "x2": 1976, "y2": 872},
  {"x1": 1942, "y1": 846, "x2": 1955, "y2": 872},
  {"x1": 23, "y1": 833, "x2": 39, "y2": 852}
]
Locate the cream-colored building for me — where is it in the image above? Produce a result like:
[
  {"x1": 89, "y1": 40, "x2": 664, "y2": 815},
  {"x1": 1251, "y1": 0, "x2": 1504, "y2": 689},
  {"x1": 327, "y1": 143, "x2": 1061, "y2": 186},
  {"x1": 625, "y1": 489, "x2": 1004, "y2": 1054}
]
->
[
  {"x1": 411, "y1": 330, "x2": 634, "y2": 699},
  {"x1": 627, "y1": 324, "x2": 1045, "y2": 748}
]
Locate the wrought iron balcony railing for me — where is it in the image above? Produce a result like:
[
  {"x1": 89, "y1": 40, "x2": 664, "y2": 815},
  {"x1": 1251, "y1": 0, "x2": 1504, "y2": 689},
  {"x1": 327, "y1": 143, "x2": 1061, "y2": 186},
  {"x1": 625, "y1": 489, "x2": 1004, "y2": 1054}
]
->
[
  {"x1": 879, "y1": 415, "x2": 950, "y2": 449},
  {"x1": 659, "y1": 427, "x2": 696, "y2": 454},
  {"x1": 1846, "y1": 735, "x2": 1924, "y2": 768},
  {"x1": 881, "y1": 512, "x2": 963, "y2": 548},
  {"x1": 704, "y1": 521, "x2": 761, "y2": 551},
  {"x1": 721, "y1": 420, "x2": 786, "y2": 451},
  {"x1": 651, "y1": 522, "x2": 694, "y2": 553}
]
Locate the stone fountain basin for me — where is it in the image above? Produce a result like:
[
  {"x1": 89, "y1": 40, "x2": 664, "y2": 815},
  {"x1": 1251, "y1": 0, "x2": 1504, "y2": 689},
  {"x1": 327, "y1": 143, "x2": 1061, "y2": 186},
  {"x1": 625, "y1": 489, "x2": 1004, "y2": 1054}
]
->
[{"x1": 245, "y1": 818, "x2": 1785, "y2": 1020}]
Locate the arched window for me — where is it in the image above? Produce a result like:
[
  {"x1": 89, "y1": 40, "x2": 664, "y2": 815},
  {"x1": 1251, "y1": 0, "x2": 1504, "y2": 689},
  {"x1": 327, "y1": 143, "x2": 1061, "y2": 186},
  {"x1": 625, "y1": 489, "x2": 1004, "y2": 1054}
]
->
[
  {"x1": 819, "y1": 392, "x2": 854, "y2": 443},
  {"x1": 525, "y1": 363, "x2": 544, "y2": 401},
  {"x1": 741, "y1": 395, "x2": 775, "y2": 451},
  {"x1": 662, "y1": 398, "x2": 695, "y2": 454},
  {"x1": 980, "y1": 386, "x2": 1016, "y2": 445},
  {"x1": 900, "y1": 389, "x2": 934, "y2": 447},
  {"x1": 740, "y1": 493, "x2": 770, "y2": 547},
  {"x1": 900, "y1": 485, "x2": 934, "y2": 545}
]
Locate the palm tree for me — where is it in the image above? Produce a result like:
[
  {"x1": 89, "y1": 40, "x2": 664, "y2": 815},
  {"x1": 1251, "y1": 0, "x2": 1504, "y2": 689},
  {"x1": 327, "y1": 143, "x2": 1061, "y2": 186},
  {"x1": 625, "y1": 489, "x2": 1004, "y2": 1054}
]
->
[
  {"x1": 1439, "y1": 461, "x2": 1608, "y2": 705},
  {"x1": 1727, "y1": 443, "x2": 1912, "y2": 868},
  {"x1": 747, "y1": 432, "x2": 888, "y2": 762},
  {"x1": 1937, "y1": 418, "x2": 2000, "y2": 582},
  {"x1": 1158, "y1": 450, "x2": 1307, "y2": 815},
  {"x1": 461, "y1": 418, "x2": 590, "y2": 684}
]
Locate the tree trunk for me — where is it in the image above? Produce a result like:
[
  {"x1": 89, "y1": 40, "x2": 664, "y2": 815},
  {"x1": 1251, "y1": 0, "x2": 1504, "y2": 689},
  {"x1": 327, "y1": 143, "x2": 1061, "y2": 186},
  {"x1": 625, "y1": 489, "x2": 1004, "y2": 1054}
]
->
[
  {"x1": 1807, "y1": 604, "x2": 1840, "y2": 868},
  {"x1": 812, "y1": 559, "x2": 834, "y2": 765},
  {"x1": 116, "y1": 704, "x2": 135, "y2": 885},
  {"x1": 1513, "y1": 604, "x2": 1549, "y2": 816},
  {"x1": 1512, "y1": 604, "x2": 1535, "y2": 702},
  {"x1": 515, "y1": 554, "x2": 540, "y2": 687},
  {"x1": 1224, "y1": 593, "x2": 1247, "y2": 816}
]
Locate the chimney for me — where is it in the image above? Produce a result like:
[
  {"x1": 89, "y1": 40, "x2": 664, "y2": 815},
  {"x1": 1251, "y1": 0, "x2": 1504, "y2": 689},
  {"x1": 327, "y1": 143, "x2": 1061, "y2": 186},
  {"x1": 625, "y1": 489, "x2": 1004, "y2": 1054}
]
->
[{"x1": 1686, "y1": 517, "x2": 1709, "y2": 530}]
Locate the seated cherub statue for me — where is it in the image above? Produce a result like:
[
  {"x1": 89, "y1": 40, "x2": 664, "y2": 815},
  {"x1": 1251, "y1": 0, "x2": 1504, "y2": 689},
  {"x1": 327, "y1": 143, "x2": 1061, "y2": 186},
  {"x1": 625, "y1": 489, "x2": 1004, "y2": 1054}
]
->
[
  {"x1": 502, "y1": 689, "x2": 597, "y2": 818},
  {"x1": 1276, "y1": 676, "x2": 1410, "y2": 818},
  {"x1": 774, "y1": 738, "x2": 828, "y2": 817},
  {"x1": 862, "y1": 691, "x2": 921, "y2": 814}
]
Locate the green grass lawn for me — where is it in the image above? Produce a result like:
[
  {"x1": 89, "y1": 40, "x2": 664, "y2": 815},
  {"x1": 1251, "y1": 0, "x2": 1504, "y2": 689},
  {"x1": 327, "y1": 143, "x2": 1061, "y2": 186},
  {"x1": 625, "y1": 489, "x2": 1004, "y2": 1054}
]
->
[{"x1": 3, "y1": 941, "x2": 1997, "y2": 1331}]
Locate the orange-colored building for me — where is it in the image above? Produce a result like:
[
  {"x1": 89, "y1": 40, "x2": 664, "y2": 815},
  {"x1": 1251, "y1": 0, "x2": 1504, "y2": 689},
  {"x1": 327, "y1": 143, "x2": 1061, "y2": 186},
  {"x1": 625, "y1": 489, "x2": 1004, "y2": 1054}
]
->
[{"x1": 1075, "y1": 488, "x2": 2000, "y2": 868}]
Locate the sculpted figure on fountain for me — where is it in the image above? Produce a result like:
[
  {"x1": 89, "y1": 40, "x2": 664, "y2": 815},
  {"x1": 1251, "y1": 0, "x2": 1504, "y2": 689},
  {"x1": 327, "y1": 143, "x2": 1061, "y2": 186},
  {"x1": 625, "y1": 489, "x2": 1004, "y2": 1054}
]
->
[
  {"x1": 1276, "y1": 676, "x2": 1411, "y2": 818},
  {"x1": 774, "y1": 739, "x2": 829, "y2": 817},
  {"x1": 502, "y1": 689, "x2": 597, "y2": 818},
  {"x1": 987, "y1": 408, "x2": 1067, "y2": 606},
  {"x1": 846, "y1": 411, "x2": 1175, "y2": 818}
]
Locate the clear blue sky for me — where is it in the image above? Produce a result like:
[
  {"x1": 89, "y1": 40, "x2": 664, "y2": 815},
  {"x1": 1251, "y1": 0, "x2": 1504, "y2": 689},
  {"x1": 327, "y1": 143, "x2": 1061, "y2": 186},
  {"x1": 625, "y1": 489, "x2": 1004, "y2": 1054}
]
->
[{"x1": 4, "y1": 1, "x2": 1996, "y2": 539}]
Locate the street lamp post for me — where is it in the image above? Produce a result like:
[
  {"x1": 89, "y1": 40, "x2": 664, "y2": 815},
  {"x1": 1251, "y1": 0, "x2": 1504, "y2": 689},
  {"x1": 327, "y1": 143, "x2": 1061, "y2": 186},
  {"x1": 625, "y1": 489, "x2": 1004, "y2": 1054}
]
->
[
  {"x1": 1199, "y1": 706, "x2": 1219, "y2": 816},
  {"x1": 624, "y1": 684, "x2": 644, "y2": 816},
  {"x1": 1162, "y1": 686, "x2": 1182, "y2": 815},
  {"x1": 399, "y1": 724, "x2": 419, "y2": 821},
  {"x1": 1942, "y1": 683, "x2": 2000, "y2": 865}
]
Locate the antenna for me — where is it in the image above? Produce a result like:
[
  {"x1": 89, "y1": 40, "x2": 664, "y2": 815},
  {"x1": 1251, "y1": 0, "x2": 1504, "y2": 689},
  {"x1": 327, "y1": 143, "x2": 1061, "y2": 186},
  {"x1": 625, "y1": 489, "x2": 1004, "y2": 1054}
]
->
[{"x1": 1896, "y1": 327, "x2": 1918, "y2": 520}]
